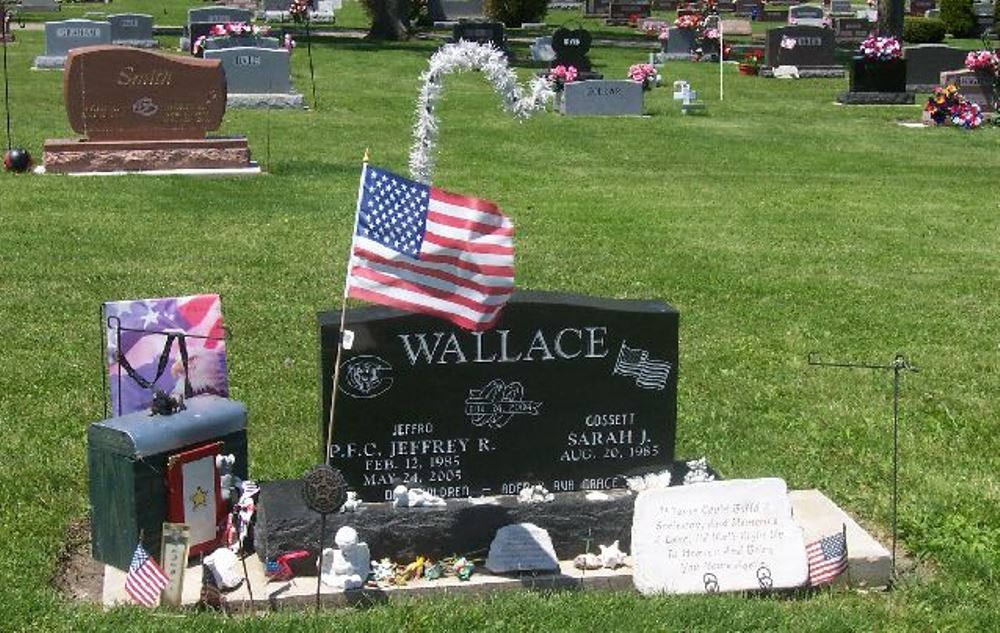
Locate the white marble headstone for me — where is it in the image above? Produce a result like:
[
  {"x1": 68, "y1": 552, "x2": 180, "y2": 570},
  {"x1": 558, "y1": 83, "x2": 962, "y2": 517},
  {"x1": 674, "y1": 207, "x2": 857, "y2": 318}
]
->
[
  {"x1": 631, "y1": 478, "x2": 808, "y2": 595},
  {"x1": 485, "y1": 523, "x2": 560, "y2": 573}
]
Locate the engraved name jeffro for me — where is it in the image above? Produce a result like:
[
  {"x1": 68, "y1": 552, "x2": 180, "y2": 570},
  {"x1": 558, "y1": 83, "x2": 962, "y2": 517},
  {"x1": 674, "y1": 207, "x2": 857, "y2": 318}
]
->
[{"x1": 118, "y1": 66, "x2": 173, "y2": 86}]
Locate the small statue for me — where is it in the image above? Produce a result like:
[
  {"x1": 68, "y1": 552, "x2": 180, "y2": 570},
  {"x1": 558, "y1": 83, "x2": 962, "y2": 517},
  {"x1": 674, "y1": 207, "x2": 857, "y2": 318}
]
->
[
  {"x1": 320, "y1": 526, "x2": 371, "y2": 590},
  {"x1": 517, "y1": 484, "x2": 554, "y2": 504},
  {"x1": 599, "y1": 540, "x2": 627, "y2": 569},
  {"x1": 392, "y1": 484, "x2": 446, "y2": 508},
  {"x1": 340, "y1": 490, "x2": 363, "y2": 513}
]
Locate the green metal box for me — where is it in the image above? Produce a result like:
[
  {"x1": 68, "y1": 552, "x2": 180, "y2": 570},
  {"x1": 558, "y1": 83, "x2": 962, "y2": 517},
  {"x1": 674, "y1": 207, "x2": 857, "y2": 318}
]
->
[{"x1": 87, "y1": 395, "x2": 248, "y2": 570}]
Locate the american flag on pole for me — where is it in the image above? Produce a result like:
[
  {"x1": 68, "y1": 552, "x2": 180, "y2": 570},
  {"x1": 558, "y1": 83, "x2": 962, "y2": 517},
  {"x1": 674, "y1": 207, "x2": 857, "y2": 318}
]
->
[
  {"x1": 346, "y1": 165, "x2": 515, "y2": 331},
  {"x1": 806, "y1": 530, "x2": 848, "y2": 586},
  {"x1": 125, "y1": 543, "x2": 169, "y2": 607}
]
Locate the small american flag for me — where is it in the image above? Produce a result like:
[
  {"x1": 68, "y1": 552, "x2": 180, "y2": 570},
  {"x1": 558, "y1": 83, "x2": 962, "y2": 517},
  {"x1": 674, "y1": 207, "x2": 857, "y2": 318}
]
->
[
  {"x1": 125, "y1": 543, "x2": 169, "y2": 607},
  {"x1": 806, "y1": 530, "x2": 848, "y2": 586},
  {"x1": 347, "y1": 165, "x2": 515, "y2": 331}
]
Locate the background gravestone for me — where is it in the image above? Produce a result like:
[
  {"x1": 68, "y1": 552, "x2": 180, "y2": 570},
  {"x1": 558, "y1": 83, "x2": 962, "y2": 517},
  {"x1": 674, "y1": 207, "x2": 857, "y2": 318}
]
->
[
  {"x1": 551, "y1": 26, "x2": 599, "y2": 76},
  {"x1": 830, "y1": 0, "x2": 853, "y2": 14},
  {"x1": 607, "y1": 1, "x2": 652, "y2": 25},
  {"x1": 429, "y1": 0, "x2": 486, "y2": 21},
  {"x1": 187, "y1": 6, "x2": 254, "y2": 53},
  {"x1": 904, "y1": 44, "x2": 967, "y2": 91},
  {"x1": 318, "y1": 291, "x2": 678, "y2": 501},
  {"x1": 584, "y1": 0, "x2": 612, "y2": 16},
  {"x1": 833, "y1": 16, "x2": 873, "y2": 47},
  {"x1": 452, "y1": 21, "x2": 506, "y2": 52},
  {"x1": 204, "y1": 46, "x2": 305, "y2": 108},
  {"x1": 109, "y1": 14, "x2": 157, "y2": 48},
  {"x1": 19, "y1": 0, "x2": 60, "y2": 11},
  {"x1": 662, "y1": 27, "x2": 697, "y2": 59},
  {"x1": 764, "y1": 25, "x2": 839, "y2": 75},
  {"x1": 35, "y1": 19, "x2": 112, "y2": 69},
  {"x1": 562, "y1": 80, "x2": 644, "y2": 115},
  {"x1": 908, "y1": 0, "x2": 936, "y2": 14},
  {"x1": 203, "y1": 35, "x2": 282, "y2": 51},
  {"x1": 788, "y1": 4, "x2": 826, "y2": 26},
  {"x1": 940, "y1": 69, "x2": 996, "y2": 112}
]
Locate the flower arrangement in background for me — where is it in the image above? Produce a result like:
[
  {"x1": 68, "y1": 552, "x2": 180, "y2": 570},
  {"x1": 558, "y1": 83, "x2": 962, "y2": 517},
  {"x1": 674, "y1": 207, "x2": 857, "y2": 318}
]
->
[
  {"x1": 964, "y1": 50, "x2": 999, "y2": 73},
  {"x1": 289, "y1": 0, "x2": 310, "y2": 22},
  {"x1": 780, "y1": 35, "x2": 797, "y2": 50},
  {"x1": 283, "y1": 33, "x2": 296, "y2": 51},
  {"x1": 547, "y1": 64, "x2": 578, "y2": 91},
  {"x1": 702, "y1": 27, "x2": 720, "y2": 41},
  {"x1": 858, "y1": 36, "x2": 902, "y2": 62},
  {"x1": 192, "y1": 22, "x2": 272, "y2": 55},
  {"x1": 674, "y1": 14, "x2": 701, "y2": 30},
  {"x1": 739, "y1": 50, "x2": 762, "y2": 75},
  {"x1": 657, "y1": 27, "x2": 669, "y2": 41},
  {"x1": 924, "y1": 85, "x2": 983, "y2": 129},
  {"x1": 628, "y1": 63, "x2": 659, "y2": 90}
]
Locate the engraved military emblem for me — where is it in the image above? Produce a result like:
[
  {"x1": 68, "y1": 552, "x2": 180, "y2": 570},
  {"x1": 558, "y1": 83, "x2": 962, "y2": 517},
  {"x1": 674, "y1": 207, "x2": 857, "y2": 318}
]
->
[
  {"x1": 339, "y1": 355, "x2": 394, "y2": 399},
  {"x1": 756, "y1": 565, "x2": 773, "y2": 590},
  {"x1": 131, "y1": 96, "x2": 159, "y2": 117},
  {"x1": 301, "y1": 465, "x2": 348, "y2": 515},
  {"x1": 465, "y1": 379, "x2": 541, "y2": 429},
  {"x1": 703, "y1": 572, "x2": 720, "y2": 593}
]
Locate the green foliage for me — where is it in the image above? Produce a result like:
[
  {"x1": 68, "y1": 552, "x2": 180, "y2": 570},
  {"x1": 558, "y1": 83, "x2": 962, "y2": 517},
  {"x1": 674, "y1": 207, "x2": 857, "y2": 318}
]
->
[
  {"x1": 903, "y1": 17, "x2": 948, "y2": 42},
  {"x1": 484, "y1": 0, "x2": 548, "y2": 27},
  {"x1": 940, "y1": 0, "x2": 977, "y2": 38}
]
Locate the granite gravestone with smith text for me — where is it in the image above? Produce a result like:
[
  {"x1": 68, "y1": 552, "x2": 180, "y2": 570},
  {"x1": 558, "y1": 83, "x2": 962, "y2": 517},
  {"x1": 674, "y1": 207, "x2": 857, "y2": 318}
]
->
[
  {"x1": 43, "y1": 46, "x2": 252, "y2": 172},
  {"x1": 319, "y1": 291, "x2": 678, "y2": 501}
]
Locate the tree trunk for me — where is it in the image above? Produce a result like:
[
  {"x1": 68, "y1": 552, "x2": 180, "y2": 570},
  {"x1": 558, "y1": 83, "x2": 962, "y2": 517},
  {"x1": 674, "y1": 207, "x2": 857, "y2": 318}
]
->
[
  {"x1": 367, "y1": 0, "x2": 411, "y2": 41},
  {"x1": 877, "y1": 0, "x2": 905, "y2": 38}
]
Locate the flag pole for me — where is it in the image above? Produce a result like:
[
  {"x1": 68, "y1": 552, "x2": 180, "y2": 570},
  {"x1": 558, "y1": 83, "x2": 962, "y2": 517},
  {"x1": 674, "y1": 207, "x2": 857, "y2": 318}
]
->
[
  {"x1": 719, "y1": 19, "x2": 724, "y2": 101},
  {"x1": 325, "y1": 149, "x2": 369, "y2": 465}
]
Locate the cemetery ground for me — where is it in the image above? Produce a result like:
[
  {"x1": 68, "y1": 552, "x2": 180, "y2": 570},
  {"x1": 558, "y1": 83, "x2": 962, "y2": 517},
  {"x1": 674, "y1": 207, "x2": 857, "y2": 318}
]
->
[{"x1": 0, "y1": 17, "x2": 998, "y2": 632}]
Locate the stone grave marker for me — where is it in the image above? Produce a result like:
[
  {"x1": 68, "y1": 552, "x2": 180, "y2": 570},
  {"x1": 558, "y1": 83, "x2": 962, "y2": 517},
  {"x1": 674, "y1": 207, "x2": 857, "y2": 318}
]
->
[
  {"x1": 551, "y1": 26, "x2": 598, "y2": 76},
  {"x1": 764, "y1": 25, "x2": 839, "y2": 75},
  {"x1": 940, "y1": 69, "x2": 996, "y2": 112},
  {"x1": 109, "y1": 13, "x2": 157, "y2": 48},
  {"x1": 651, "y1": 0, "x2": 680, "y2": 9},
  {"x1": 319, "y1": 291, "x2": 677, "y2": 501},
  {"x1": 761, "y1": 5, "x2": 790, "y2": 20},
  {"x1": 584, "y1": 0, "x2": 612, "y2": 16},
  {"x1": 632, "y1": 478, "x2": 810, "y2": 595},
  {"x1": 261, "y1": 0, "x2": 295, "y2": 17},
  {"x1": 904, "y1": 44, "x2": 967, "y2": 92},
  {"x1": 735, "y1": 0, "x2": 763, "y2": 16},
  {"x1": 833, "y1": 16, "x2": 872, "y2": 46},
  {"x1": 203, "y1": 34, "x2": 282, "y2": 51},
  {"x1": 718, "y1": 0, "x2": 737, "y2": 11},
  {"x1": 662, "y1": 27, "x2": 698, "y2": 59},
  {"x1": 204, "y1": 46, "x2": 304, "y2": 108},
  {"x1": 42, "y1": 46, "x2": 252, "y2": 173},
  {"x1": 530, "y1": 36, "x2": 556, "y2": 62},
  {"x1": 721, "y1": 18, "x2": 753, "y2": 36},
  {"x1": 788, "y1": 3, "x2": 826, "y2": 26},
  {"x1": 187, "y1": 6, "x2": 253, "y2": 53},
  {"x1": 429, "y1": 0, "x2": 486, "y2": 22},
  {"x1": 608, "y1": 1, "x2": 652, "y2": 25},
  {"x1": 453, "y1": 21, "x2": 506, "y2": 52},
  {"x1": 561, "y1": 79, "x2": 644, "y2": 115},
  {"x1": 830, "y1": 0, "x2": 853, "y2": 14},
  {"x1": 19, "y1": 0, "x2": 60, "y2": 11},
  {"x1": 972, "y1": 1, "x2": 993, "y2": 36},
  {"x1": 925, "y1": 7, "x2": 940, "y2": 18},
  {"x1": 34, "y1": 19, "x2": 112, "y2": 69},
  {"x1": 485, "y1": 523, "x2": 560, "y2": 573}
]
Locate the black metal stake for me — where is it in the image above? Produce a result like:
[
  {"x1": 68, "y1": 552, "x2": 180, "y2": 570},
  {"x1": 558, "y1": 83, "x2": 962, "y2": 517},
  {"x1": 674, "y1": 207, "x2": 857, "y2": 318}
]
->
[
  {"x1": 808, "y1": 352, "x2": 918, "y2": 580},
  {"x1": 2, "y1": 3, "x2": 12, "y2": 151},
  {"x1": 316, "y1": 513, "x2": 326, "y2": 613},
  {"x1": 305, "y1": 19, "x2": 317, "y2": 110}
]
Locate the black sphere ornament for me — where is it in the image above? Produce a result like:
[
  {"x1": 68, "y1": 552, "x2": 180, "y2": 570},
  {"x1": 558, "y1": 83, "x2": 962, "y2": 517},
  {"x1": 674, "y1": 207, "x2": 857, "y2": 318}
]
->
[
  {"x1": 301, "y1": 464, "x2": 348, "y2": 515},
  {"x1": 3, "y1": 148, "x2": 32, "y2": 173}
]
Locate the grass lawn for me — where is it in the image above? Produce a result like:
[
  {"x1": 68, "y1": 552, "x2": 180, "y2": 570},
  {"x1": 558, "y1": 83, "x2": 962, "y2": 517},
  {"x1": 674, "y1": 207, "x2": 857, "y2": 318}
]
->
[{"x1": 0, "y1": 2, "x2": 998, "y2": 630}]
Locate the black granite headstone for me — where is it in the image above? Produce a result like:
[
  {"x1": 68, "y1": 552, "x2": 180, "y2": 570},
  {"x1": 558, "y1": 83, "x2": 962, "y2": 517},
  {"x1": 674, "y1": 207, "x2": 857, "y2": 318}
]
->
[
  {"x1": 551, "y1": 26, "x2": 594, "y2": 73},
  {"x1": 452, "y1": 21, "x2": 506, "y2": 50},
  {"x1": 833, "y1": 17, "x2": 874, "y2": 47},
  {"x1": 318, "y1": 291, "x2": 679, "y2": 502},
  {"x1": 765, "y1": 25, "x2": 836, "y2": 67},
  {"x1": 904, "y1": 43, "x2": 967, "y2": 91},
  {"x1": 607, "y1": 1, "x2": 652, "y2": 24}
]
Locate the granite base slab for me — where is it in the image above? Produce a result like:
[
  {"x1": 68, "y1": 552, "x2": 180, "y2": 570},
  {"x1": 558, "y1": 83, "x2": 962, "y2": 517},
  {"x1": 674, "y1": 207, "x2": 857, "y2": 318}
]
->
[
  {"x1": 836, "y1": 91, "x2": 916, "y2": 104},
  {"x1": 99, "y1": 488, "x2": 892, "y2": 611},
  {"x1": 33, "y1": 55, "x2": 66, "y2": 70},
  {"x1": 761, "y1": 66, "x2": 846, "y2": 78},
  {"x1": 43, "y1": 137, "x2": 252, "y2": 173},
  {"x1": 255, "y1": 482, "x2": 640, "y2": 565},
  {"x1": 112, "y1": 38, "x2": 159, "y2": 48},
  {"x1": 227, "y1": 93, "x2": 307, "y2": 109}
]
